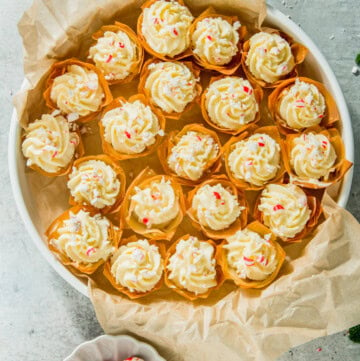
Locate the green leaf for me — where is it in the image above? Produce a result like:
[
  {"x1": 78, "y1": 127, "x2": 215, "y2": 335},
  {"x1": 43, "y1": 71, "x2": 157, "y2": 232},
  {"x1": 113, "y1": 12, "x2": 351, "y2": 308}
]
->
[
  {"x1": 349, "y1": 324, "x2": 360, "y2": 343},
  {"x1": 356, "y1": 53, "x2": 360, "y2": 66}
]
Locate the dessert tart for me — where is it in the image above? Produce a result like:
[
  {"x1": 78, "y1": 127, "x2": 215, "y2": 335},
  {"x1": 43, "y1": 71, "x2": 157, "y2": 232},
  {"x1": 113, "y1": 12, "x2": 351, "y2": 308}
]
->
[
  {"x1": 224, "y1": 126, "x2": 285, "y2": 190},
  {"x1": 164, "y1": 235, "x2": 224, "y2": 300},
  {"x1": 137, "y1": 0, "x2": 194, "y2": 60},
  {"x1": 241, "y1": 28, "x2": 308, "y2": 88},
  {"x1": 138, "y1": 58, "x2": 201, "y2": 119},
  {"x1": 158, "y1": 123, "x2": 222, "y2": 186},
  {"x1": 67, "y1": 154, "x2": 126, "y2": 214},
  {"x1": 186, "y1": 175, "x2": 248, "y2": 240},
  {"x1": 201, "y1": 75, "x2": 263, "y2": 135},
  {"x1": 88, "y1": 22, "x2": 144, "y2": 85},
  {"x1": 43, "y1": 58, "x2": 113, "y2": 123},
  {"x1": 120, "y1": 168, "x2": 185, "y2": 241},
  {"x1": 22, "y1": 112, "x2": 84, "y2": 177},
  {"x1": 219, "y1": 221, "x2": 285, "y2": 289},
  {"x1": 268, "y1": 77, "x2": 340, "y2": 133},
  {"x1": 103, "y1": 235, "x2": 166, "y2": 299},
  {"x1": 46, "y1": 206, "x2": 120, "y2": 274}
]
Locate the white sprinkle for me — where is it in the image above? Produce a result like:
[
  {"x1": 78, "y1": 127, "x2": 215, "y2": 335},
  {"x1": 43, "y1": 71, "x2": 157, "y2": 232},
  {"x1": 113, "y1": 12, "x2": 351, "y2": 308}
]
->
[
  {"x1": 351, "y1": 66, "x2": 359, "y2": 76},
  {"x1": 329, "y1": 34, "x2": 335, "y2": 40},
  {"x1": 67, "y1": 113, "x2": 80, "y2": 122}
]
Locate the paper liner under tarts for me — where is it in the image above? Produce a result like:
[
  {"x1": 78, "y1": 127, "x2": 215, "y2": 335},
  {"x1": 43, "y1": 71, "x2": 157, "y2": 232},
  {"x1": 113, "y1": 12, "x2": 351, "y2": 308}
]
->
[
  {"x1": 103, "y1": 235, "x2": 166, "y2": 299},
  {"x1": 253, "y1": 186, "x2": 323, "y2": 243},
  {"x1": 201, "y1": 74, "x2": 263, "y2": 136},
  {"x1": 45, "y1": 206, "x2": 121, "y2": 275},
  {"x1": 43, "y1": 58, "x2": 113, "y2": 123},
  {"x1": 189, "y1": 7, "x2": 247, "y2": 75},
  {"x1": 99, "y1": 94, "x2": 166, "y2": 161},
  {"x1": 157, "y1": 123, "x2": 223, "y2": 186},
  {"x1": 164, "y1": 234, "x2": 225, "y2": 301},
  {"x1": 68, "y1": 154, "x2": 126, "y2": 214},
  {"x1": 120, "y1": 168, "x2": 186, "y2": 241},
  {"x1": 136, "y1": 0, "x2": 193, "y2": 62},
  {"x1": 186, "y1": 175, "x2": 248, "y2": 240},
  {"x1": 138, "y1": 58, "x2": 202, "y2": 120},
  {"x1": 223, "y1": 125, "x2": 286, "y2": 191},
  {"x1": 282, "y1": 127, "x2": 353, "y2": 189},
  {"x1": 89, "y1": 22, "x2": 144, "y2": 86},
  {"x1": 218, "y1": 221, "x2": 286, "y2": 289},
  {"x1": 241, "y1": 27, "x2": 308, "y2": 89},
  {"x1": 268, "y1": 77, "x2": 340, "y2": 134}
]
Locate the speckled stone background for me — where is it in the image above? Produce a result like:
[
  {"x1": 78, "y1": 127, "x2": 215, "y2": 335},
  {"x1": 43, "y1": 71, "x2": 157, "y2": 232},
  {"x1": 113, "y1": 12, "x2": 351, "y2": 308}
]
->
[{"x1": 0, "y1": 0, "x2": 359, "y2": 360}]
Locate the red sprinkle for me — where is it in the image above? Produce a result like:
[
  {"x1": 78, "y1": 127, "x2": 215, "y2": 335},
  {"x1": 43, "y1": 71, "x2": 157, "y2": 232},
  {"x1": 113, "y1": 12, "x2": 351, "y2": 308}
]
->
[
  {"x1": 316, "y1": 348, "x2": 322, "y2": 352},
  {"x1": 52, "y1": 151, "x2": 58, "y2": 158},
  {"x1": 151, "y1": 193, "x2": 159, "y2": 200},
  {"x1": 86, "y1": 247, "x2": 96, "y2": 256},
  {"x1": 173, "y1": 28, "x2": 178, "y2": 36},
  {"x1": 142, "y1": 218, "x2": 149, "y2": 224},
  {"x1": 154, "y1": 17, "x2": 160, "y2": 24},
  {"x1": 119, "y1": 42, "x2": 125, "y2": 48},
  {"x1": 273, "y1": 204, "x2": 284, "y2": 211},
  {"x1": 213, "y1": 191, "x2": 221, "y2": 200},
  {"x1": 70, "y1": 140, "x2": 77, "y2": 145},
  {"x1": 258, "y1": 142, "x2": 265, "y2": 147},
  {"x1": 221, "y1": 201, "x2": 225, "y2": 205},
  {"x1": 124, "y1": 131, "x2": 131, "y2": 139},
  {"x1": 207, "y1": 35, "x2": 213, "y2": 41},
  {"x1": 106, "y1": 54, "x2": 113, "y2": 63},
  {"x1": 318, "y1": 114, "x2": 324, "y2": 119},
  {"x1": 243, "y1": 256, "x2": 255, "y2": 266},
  {"x1": 296, "y1": 99, "x2": 305, "y2": 103},
  {"x1": 322, "y1": 140, "x2": 328, "y2": 148},
  {"x1": 247, "y1": 161, "x2": 253, "y2": 166},
  {"x1": 243, "y1": 86, "x2": 252, "y2": 95},
  {"x1": 258, "y1": 255, "x2": 265, "y2": 264},
  {"x1": 196, "y1": 136, "x2": 202, "y2": 141}
]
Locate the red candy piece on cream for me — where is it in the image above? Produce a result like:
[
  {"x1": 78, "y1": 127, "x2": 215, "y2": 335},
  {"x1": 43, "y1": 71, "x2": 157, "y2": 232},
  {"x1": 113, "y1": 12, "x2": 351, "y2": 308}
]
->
[{"x1": 273, "y1": 204, "x2": 284, "y2": 211}]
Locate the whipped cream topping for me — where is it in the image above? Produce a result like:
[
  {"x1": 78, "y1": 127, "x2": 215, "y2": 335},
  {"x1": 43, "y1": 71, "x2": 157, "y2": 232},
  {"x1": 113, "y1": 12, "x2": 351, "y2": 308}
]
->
[
  {"x1": 225, "y1": 228, "x2": 278, "y2": 281},
  {"x1": 228, "y1": 133, "x2": 281, "y2": 186},
  {"x1": 192, "y1": 17, "x2": 240, "y2": 65},
  {"x1": 167, "y1": 236, "x2": 217, "y2": 294},
  {"x1": 205, "y1": 77, "x2": 258, "y2": 130},
  {"x1": 278, "y1": 79, "x2": 326, "y2": 129},
  {"x1": 50, "y1": 210, "x2": 114, "y2": 264},
  {"x1": 141, "y1": 0, "x2": 193, "y2": 57},
  {"x1": 88, "y1": 30, "x2": 140, "y2": 81},
  {"x1": 50, "y1": 64, "x2": 105, "y2": 117},
  {"x1": 258, "y1": 183, "x2": 311, "y2": 238},
  {"x1": 192, "y1": 183, "x2": 243, "y2": 231},
  {"x1": 144, "y1": 61, "x2": 198, "y2": 113},
  {"x1": 246, "y1": 32, "x2": 295, "y2": 83},
  {"x1": 22, "y1": 114, "x2": 79, "y2": 173},
  {"x1": 101, "y1": 99, "x2": 161, "y2": 154},
  {"x1": 68, "y1": 159, "x2": 120, "y2": 209},
  {"x1": 168, "y1": 131, "x2": 219, "y2": 181},
  {"x1": 110, "y1": 239, "x2": 163, "y2": 293}
]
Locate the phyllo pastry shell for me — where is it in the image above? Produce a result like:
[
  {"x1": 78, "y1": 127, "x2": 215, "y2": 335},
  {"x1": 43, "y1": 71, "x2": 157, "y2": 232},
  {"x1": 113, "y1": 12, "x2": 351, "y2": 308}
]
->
[
  {"x1": 224, "y1": 125, "x2": 285, "y2": 190},
  {"x1": 283, "y1": 127, "x2": 352, "y2": 189},
  {"x1": 219, "y1": 221, "x2": 285, "y2": 289},
  {"x1": 254, "y1": 183, "x2": 322, "y2": 242},
  {"x1": 158, "y1": 123, "x2": 222, "y2": 186},
  {"x1": 43, "y1": 58, "x2": 113, "y2": 123},
  {"x1": 103, "y1": 235, "x2": 166, "y2": 299},
  {"x1": 241, "y1": 28, "x2": 308, "y2": 88},
  {"x1": 88, "y1": 22, "x2": 144, "y2": 85},
  {"x1": 138, "y1": 58, "x2": 202, "y2": 119},
  {"x1": 268, "y1": 77, "x2": 340, "y2": 133},
  {"x1": 187, "y1": 175, "x2": 248, "y2": 240},
  {"x1": 99, "y1": 94, "x2": 166, "y2": 160},
  {"x1": 22, "y1": 112, "x2": 84, "y2": 177},
  {"x1": 46, "y1": 206, "x2": 120, "y2": 274},
  {"x1": 120, "y1": 168, "x2": 185, "y2": 241},
  {"x1": 201, "y1": 75, "x2": 263, "y2": 135},
  {"x1": 164, "y1": 235, "x2": 224, "y2": 300},
  {"x1": 67, "y1": 154, "x2": 126, "y2": 214},
  {"x1": 137, "y1": 0, "x2": 194, "y2": 61}
]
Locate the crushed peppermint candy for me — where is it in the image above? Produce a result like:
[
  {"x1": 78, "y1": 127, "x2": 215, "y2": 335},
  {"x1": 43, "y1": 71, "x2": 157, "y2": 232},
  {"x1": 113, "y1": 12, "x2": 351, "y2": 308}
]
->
[
  {"x1": 213, "y1": 191, "x2": 221, "y2": 200},
  {"x1": 273, "y1": 204, "x2": 284, "y2": 211},
  {"x1": 86, "y1": 247, "x2": 96, "y2": 256},
  {"x1": 106, "y1": 54, "x2": 113, "y2": 63}
]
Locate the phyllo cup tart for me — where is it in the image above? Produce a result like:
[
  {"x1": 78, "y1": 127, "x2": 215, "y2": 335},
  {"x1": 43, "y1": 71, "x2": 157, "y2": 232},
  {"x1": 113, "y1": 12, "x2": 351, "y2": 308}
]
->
[
  {"x1": 187, "y1": 175, "x2": 248, "y2": 240},
  {"x1": 189, "y1": 7, "x2": 246, "y2": 74},
  {"x1": 201, "y1": 75, "x2": 263, "y2": 135},
  {"x1": 137, "y1": 0, "x2": 194, "y2": 61},
  {"x1": 241, "y1": 29, "x2": 308, "y2": 88},
  {"x1": 158, "y1": 123, "x2": 222, "y2": 186},
  {"x1": 254, "y1": 183, "x2": 322, "y2": 242},
  {"x1": 138, "y1": 59, "x2": 201, "y2": 120},
  {"x1": 103, "y1": 236, "x2": 166, "y2": 299},
  {"x1": 99, "y1": 94, "x2": 166, "y2": 160},
  {"x1": 283, "y1": 128, "x2": 352, "y2": 189},
  {"x1": 120, "y1": 168, "x2": 185, "y2": 241},
  {"x1": 224, "y1": 126, "x2": 285, "y2": 190},
  {"x1": 268, "y1": 77, "x2": 340, "y2": 133},
  {"x1": 88, "y1": 22, "x2": 144, "y2": 85},
  {"x1": 219, "y1": 221, "x2": 285, "y2": 289},
  {"x1": 43, "y1": 58, "x2": 113, "y2": 123},
  {"x1": 164, "y1": 235, "x2": 224, "y2": 300},
  {"x1": 46, "y1": 206, "x2": 120, "y2": 274},
  {"x1": 22, "y1": 112, "x2": 84, "y2": 177},
  {"x1": 67, "y1": 154, "x2": 126, "y2": 214}
]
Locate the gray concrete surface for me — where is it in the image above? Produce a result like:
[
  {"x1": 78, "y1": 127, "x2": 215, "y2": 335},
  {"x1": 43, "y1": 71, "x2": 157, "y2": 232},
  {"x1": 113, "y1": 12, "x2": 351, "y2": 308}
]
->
[{"x1": 0, "y1": 0, "x2": 359, "y2": 360}]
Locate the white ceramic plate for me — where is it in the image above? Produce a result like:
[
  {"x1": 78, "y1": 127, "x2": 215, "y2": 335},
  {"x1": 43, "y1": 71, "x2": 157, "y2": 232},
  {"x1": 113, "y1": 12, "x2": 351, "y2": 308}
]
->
[{"x1": 8, "y1": 4, "x2": 354, "y2": 297}]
